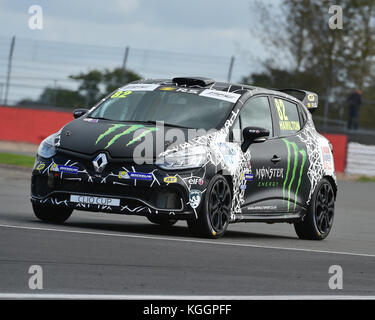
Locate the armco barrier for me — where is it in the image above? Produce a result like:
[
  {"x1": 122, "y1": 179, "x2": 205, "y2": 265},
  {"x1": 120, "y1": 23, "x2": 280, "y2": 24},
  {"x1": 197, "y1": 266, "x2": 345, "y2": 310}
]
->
[
  {"x1": 346, "y1": 142, "x2": 375, "y2": 176},
  {"x1": 322, "y1": 134, "x2": 347, "y2": 173},
  {"x1": 0, "y1": 106, "x2": 72, "y2": 145}
]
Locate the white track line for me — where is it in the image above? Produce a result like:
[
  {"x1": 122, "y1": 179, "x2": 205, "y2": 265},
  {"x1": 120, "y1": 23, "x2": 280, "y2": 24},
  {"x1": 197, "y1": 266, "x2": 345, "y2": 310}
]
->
[
  {"x1": 0, "y1": 293, "x2": 374, "y2": 300},
  {"x1": 0, "y1": 223, "x2": 374, "y2": 258}
]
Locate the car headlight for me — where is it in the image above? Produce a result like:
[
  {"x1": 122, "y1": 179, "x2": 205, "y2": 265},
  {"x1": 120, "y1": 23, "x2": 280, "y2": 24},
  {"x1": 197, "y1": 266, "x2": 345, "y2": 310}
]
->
[
  {"x1": 37, "y1": 133, "x2": 57, "y2": 158},
  {"x1": 156, "y1": 145, "x2": 207, "y2": 170}
]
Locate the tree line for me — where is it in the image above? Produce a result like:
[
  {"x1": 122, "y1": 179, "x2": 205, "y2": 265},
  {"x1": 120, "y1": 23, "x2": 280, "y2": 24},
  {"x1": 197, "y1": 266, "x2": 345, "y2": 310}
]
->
[
  {"x1": 19, "y1": 1, "x2": 375, "y2": 129},
  {"x1": 242, "y1": 0, "x2": 375, "y2": 129},
  {"x1": 18, "y1": 68, "x2": 141, "y2": 109}
]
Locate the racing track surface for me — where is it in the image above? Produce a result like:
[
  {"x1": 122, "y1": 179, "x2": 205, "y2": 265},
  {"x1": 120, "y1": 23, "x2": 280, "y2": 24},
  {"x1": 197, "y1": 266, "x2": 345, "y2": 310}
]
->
[{"x1": 0, "y1": 166, "x2": 374, "y2": 296}]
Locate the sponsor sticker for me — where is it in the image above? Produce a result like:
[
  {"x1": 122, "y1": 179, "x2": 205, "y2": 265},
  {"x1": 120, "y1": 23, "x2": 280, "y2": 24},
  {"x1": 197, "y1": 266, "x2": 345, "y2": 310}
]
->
[
  {"x1": 307, "y1": 93, "x2": 315, "y2": 101},
  {"x1": 255, "y1": 167, "x2": 284, "y2": 180},
  {"x1": 159, "y1": 86, "x2": 176, "y2": 91},
  {"x1": 70, "y1": 195, "x2": 120, "y2": 207},
  {"x1": 118, "y1": 172, "x2": 152, "y2": 180},
  {"x1": 118, "y1": 171, "x2": 129, "y2": 179},
  {"x1": 36, "y1": 163, "x2": 45, "y2": 171},
  {"x1": 164, "y1": 176, "x2": 177, "y2": 183},
  {"x1": 240, "y1": 184, "x2": 247, "y2": 190},
  {"x1": 188, "y1": 177, "x2": 204, "y2": 185},
  {"x1": 58, "y1": 165, "x2": 78, "y2": 174},
  {"x1": 189, "y1": 189, "x2": 202, "y2": 209},
  {"x1": 176, "y1": 88, "x2": 200, "y2": 95},
  {"x1": 50, "y1": 163, "x2": 78, "y2": 174},
  {"x1": 120, "y1": 83, "x2": 160, "y2": 91},
  {"x1": 244, "y1": 173, "x2": 254, "y2": 181},
  {"x1": 258, "y1": 181, "x2": 279, "y2": 187},
  {"x1": 322, "y1": 146, "x2": 332, "y2": 170},
  {"x1": 199, "y1": 89, "x2": 240, "y2": 103}
]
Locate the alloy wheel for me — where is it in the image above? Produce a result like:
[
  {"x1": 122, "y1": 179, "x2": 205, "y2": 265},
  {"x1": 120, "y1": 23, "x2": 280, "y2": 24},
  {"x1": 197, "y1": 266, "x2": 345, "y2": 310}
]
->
[
  {"x1": 208, "y1": 179, "x2": 231, "y2": 233},
  {"x1": 315, "y1": 182, "x2": 335, "y2": 234}
]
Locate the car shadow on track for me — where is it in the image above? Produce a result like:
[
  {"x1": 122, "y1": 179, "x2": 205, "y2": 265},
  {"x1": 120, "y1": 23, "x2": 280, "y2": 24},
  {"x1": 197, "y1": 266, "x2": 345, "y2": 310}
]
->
[{"x1": 24, "y1": 216, "x2": 297, "y2": 240}]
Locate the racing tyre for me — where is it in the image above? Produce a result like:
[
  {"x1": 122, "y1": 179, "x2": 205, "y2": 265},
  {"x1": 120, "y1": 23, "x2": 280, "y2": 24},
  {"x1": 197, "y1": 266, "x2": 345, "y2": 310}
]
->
[
  {"x1": 32, "y1": 203, "x2": 73, "y2": 223},
  {"x1": 294, "y1": 178, "x2": 335, "y2": 240},
  {"x1": 187, "y1": 175, "x2": 232, "y2": 239},
  {"x1": 147, "y1": 216, "x2": 178, "y2": 227}
]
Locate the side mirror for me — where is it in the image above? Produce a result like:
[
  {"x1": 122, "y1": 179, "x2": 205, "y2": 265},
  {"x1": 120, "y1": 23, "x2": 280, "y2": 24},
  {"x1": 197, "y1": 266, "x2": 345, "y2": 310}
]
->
[
  {"x1": 241, "y1": 126, "x2": 270, "y2": 152},
  {"x1": 73, "y1": 108, "x2": 89, "y2": 119}
]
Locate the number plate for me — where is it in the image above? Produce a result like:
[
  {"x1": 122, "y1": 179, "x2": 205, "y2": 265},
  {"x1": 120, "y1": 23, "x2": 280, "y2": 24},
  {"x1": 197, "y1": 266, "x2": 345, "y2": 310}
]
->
[{"x1": 70, "y1": 195, "x2": 120, "y2": 206}]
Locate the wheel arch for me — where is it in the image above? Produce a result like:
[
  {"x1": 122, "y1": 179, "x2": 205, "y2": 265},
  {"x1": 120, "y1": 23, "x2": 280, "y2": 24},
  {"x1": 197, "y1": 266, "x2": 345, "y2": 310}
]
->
[
  {"x1": 215, "y1": 169, "x2": 234, "y2": 196},
  {"x1": 324, "y1": 175, "x2": 337, "y2": 200}
]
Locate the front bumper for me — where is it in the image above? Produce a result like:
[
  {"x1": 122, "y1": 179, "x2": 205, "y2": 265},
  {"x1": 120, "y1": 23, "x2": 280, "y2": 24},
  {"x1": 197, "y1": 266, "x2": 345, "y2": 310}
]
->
[{"x1": 31, "y1": 151, "x2": 208, "y2": 219}]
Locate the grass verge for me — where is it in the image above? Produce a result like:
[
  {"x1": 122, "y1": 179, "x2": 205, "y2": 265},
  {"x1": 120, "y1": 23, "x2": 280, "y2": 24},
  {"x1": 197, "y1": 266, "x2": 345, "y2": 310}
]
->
[
  {"x1": 0, "y1": 152, "x2": 35, "y2": 168},
  {"x1": 359, "y1": 176, "x2": 375, "y2": 183}
]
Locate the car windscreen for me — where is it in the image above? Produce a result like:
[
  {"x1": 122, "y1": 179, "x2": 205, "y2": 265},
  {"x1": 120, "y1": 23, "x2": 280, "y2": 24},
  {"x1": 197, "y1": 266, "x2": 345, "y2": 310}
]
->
[{"x1": 88, "y1": 89, "x2": 235, "y2": 130}]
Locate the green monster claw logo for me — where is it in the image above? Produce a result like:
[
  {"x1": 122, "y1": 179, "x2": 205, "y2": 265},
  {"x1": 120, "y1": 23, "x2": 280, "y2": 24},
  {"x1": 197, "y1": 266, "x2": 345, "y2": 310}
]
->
[
  {"x1": 95, "y1": 124, "x2": 158, "y2": 149},
  {"x1": 282, "y1": 139, "x2": 307, "y2": 212}
]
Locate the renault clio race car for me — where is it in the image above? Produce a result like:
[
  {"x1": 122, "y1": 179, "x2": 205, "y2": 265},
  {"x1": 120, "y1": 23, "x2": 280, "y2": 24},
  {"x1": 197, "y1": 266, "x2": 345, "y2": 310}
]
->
[{"x1": 31, "y1": 77, "x2": 337, "y2": 239}]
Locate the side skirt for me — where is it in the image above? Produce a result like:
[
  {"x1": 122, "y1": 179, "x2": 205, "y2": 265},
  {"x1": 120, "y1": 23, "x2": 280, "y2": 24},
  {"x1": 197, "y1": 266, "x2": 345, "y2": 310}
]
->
[{"x1": 232, "y1": 211, "x2": 306, "y2": 223}]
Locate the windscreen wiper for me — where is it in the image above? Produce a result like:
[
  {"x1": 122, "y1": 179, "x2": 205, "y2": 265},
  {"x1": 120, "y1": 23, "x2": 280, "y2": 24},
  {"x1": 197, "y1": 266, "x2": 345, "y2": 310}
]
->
[
  {"x1": 125, "y1": 120, "x2": 192, "y2": 129},
  {"x1": 87, "y1": 118, "x2": 192, "y2": 129},
  {"x1": 88, "y1": 116, "x2": 112, "y2": 121}
]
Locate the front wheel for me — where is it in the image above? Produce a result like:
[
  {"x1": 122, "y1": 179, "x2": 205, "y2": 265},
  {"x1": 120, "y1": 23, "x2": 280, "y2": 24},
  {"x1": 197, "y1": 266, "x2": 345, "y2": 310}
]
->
[
  {"x1": 294, "y1": 178, "x2": 335, "y2": 240},
  {"x1": 187, "y1": 175, "x2": 232, "y2": 239},
  {"x1": 32, "y1": 203, "x2": 73, "y2": 223}
]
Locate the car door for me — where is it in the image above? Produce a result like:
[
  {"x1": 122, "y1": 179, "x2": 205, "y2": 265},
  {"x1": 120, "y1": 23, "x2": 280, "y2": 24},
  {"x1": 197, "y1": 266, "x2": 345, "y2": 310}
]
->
[
  {"x1": 270, "y1": 95, "x2": 309, "y2": 213},
  {"x1": 238, "y1": 95, "x2": 286, "y2": 214}
]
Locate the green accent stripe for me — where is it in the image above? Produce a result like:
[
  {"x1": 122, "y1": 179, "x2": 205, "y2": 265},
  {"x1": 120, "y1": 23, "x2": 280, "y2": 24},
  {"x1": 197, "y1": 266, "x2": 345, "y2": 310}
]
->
[
  {"x1": 287, "y1": 142, "x2": 299, "y2": 212},
  {"x1": 126, "y1": 127, "x2": 158, "y2": 146},
  {"x1": 282, "y1": 139, "x2": 291, "y2": 200},
  {"x1": 294, "y1": 149, "x2": 307, "y2": 210},
  {"x1": 95, "y1": 124, "x2": 125, "y2": 145},
  {"x1": 105, "y1": 125, "x2": 144, "y2": 149}
]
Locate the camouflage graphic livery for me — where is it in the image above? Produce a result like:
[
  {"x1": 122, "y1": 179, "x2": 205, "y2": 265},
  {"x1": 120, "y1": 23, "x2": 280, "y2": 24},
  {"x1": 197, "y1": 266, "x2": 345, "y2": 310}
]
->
[{"x1": 31, "y1": 77, "x2": 337, "y2": 240}]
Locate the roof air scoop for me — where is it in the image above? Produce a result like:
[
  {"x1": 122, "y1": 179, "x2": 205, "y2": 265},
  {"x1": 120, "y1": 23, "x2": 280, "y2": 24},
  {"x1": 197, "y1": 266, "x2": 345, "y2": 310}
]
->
[{"x1": 172, "y1": 77, "x2": 215, "y2": 87}]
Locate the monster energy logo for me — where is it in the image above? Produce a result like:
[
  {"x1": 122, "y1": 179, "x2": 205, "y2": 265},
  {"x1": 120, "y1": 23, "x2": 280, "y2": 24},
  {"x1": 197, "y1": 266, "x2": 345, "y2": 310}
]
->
[
  {"x1": 95, "y1": 124, "x2": 158, "y2": 149},
  {"x1": 282, "y1": 139, "x2": 307, "y2": 212}
]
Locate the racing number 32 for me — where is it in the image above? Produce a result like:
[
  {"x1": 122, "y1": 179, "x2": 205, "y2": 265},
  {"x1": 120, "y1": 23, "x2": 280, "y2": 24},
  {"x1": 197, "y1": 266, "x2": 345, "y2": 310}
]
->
[{"x1": 111, "y1": 90, "x2": 132, "y2": 99}]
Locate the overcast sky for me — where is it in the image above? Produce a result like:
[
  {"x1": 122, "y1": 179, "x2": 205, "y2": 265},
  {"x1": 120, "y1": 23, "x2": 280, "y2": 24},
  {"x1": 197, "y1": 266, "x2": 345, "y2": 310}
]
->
[
  {"x1": 0, "y1": 0, "x2": 279, "y2": 58},
  {"x1": 0, "y1": 0, "x2": 281, "y2": 104}
]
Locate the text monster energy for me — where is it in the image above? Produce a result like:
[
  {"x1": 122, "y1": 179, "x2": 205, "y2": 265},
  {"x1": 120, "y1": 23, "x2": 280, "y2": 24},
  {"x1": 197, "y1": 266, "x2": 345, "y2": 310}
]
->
[
  {"x1": 282, "y1": 139, "x2": 307, "y2": 211},
  {"x1": 95, "y1": 124, "x2": 158, "y2": 149}
]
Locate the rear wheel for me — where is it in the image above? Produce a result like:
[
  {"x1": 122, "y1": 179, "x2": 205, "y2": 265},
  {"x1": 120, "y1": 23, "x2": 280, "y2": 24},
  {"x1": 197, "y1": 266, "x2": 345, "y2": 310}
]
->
[
  {"x1": 32, "y1": 203, "x2": 73, "y2": 223},
  {"x1": 147, "y1": 216, "x2": 178, "y2": 227},
  {"x1": 294, "y1": 178, "x2": 335, "y2": 240},
  {"x1": 187, "y1": 175, "x2": 232, "y2": 239}
]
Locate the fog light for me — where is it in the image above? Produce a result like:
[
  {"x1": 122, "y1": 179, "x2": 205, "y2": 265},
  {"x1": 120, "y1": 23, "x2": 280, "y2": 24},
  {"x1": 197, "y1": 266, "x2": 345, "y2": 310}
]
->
[
  {"x1": 150, "y1": 189, "x2": 180, "y2": 209},
  {"x1": 47, "y1": 173, "x2": 55, "y2": 188}
]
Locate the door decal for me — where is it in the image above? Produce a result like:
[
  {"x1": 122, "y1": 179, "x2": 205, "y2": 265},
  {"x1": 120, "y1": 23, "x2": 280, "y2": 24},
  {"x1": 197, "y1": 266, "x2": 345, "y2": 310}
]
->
[{"x1": 282, "y1": 139, "x2": 307, "y2": 211}]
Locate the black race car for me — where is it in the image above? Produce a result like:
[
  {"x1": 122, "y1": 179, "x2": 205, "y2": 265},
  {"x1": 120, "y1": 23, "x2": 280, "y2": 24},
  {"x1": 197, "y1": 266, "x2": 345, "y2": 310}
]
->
[{"x1": 31, "y1": 77, "x2": 337, "y2": 239}]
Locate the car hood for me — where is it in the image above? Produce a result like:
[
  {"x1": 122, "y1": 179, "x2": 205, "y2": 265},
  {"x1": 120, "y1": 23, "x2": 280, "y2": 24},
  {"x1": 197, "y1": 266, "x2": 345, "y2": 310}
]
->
[{"x1": 57, "y1": 118, "x2": 192, "y2": 159}]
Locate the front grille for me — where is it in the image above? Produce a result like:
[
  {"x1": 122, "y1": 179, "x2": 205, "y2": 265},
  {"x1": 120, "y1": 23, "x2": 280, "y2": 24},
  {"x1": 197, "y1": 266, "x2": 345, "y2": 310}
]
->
[{"x1": 32, "y1": 175, "x2": 184, "y2": 210}]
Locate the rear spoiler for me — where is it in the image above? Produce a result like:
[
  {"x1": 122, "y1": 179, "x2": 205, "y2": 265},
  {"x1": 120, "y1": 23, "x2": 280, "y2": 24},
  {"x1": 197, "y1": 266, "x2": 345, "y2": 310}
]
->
[{"x1": 276, "y1": 88, "x2": 318, "y2": 113}]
